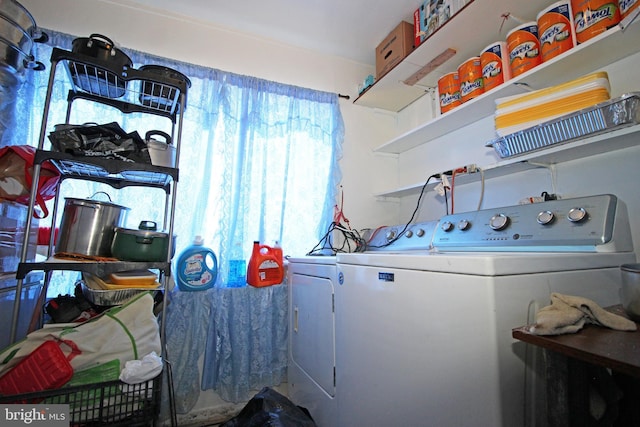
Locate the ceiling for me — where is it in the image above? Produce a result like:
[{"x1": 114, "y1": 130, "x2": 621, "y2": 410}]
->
[{"x1": 124, "y1": 0, "x2": 422, "y2": 65}]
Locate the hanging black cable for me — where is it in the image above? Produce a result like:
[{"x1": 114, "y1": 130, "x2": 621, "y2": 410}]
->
[
  {"x1": 306, "y1": 221, "x2": 366, "y2": 256},
  {"x1": 307, "y1": 173, "x2": 441, "y2": 254},
  {"x1": 365, "y1": 173, "x2": 440, "y2": 250}
]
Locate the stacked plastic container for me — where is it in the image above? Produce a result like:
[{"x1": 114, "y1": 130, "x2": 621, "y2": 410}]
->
[
  {"x1": 494, "y1": 71, "x2": 611, "y2": 136},
  {"x1": 437, "y1": 0, "x2": 629, "y2": 115}
]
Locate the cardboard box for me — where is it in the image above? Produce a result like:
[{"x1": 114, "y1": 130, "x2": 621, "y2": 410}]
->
[{"x1": 376, "y1": 21, "x2": 415, "y2": 79}]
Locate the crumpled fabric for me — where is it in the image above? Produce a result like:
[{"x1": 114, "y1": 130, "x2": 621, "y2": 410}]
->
[
  {"x1": 119, "y1": 351, "x2": 163, "y2": 384},
  {"x1": 48, "y1": 122, "x2": 151, "y2": 163},
  {"x1": 528, "y1": 292, "x2": 637, "y2": 335},
  {"x1": 162, "y1": 284, "x2": 287, "y2": 416}
]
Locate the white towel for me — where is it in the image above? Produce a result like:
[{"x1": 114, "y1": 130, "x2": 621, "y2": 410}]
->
[{"x1": 528, "y1": 293, "x2": 637, "y2": 335}]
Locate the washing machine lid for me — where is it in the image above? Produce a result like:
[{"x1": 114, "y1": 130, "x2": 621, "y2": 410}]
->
[
  {"x1": 288, "y1": 255, "x2": 337, "y2": 265},
  {"x1": 336, "y1": 251, "x2": 637, "y2": 276}
]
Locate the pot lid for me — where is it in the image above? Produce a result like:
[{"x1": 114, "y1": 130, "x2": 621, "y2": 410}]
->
[
  {"x1": 113, "y1": 226, "x2": 168, "y2": 238},
  {"x1": 64, "y1": 197, "x2": 130, "y2": 210},
  {"x1": 139, "y1": 64, "x2": 192, "y2": 87}
]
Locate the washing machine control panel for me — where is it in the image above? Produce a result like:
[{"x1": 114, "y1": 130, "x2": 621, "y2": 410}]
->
[
  {"x1": 366, "y1": 220, "x2": 439, "y2": 251},
  {"x1": 432, "y1": 194, "x2": 632, "y2": 252}
]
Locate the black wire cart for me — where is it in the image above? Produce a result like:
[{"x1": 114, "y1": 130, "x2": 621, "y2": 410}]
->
[{"x1": 0, "y1": 373, "x2": 162, "y2": 426}]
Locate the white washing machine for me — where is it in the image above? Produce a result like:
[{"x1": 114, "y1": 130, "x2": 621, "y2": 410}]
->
[
  {"x1": 287, "y1": 255, "x2": 338, "y2": 427},
  {"x1": 335, "y1": 194, "x2": 636, "y2": 427}
]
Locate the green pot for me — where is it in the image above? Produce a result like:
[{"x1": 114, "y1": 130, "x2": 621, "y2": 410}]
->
[{"x1": 111, "y1": 221, "x2": 174, "y2": 262}]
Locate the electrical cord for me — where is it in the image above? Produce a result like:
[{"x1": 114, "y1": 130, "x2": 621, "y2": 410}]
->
[
  {"x1": 366, "y1": 173, "x2": 440, "y2": 250},
  {"x1": 448, "y1": 166, "x2": 486, "y2": 213},
  {"x1": 306, "y1": 221, "x2": 366, "y2": 255},
  {"x1": 308, "y1": 164, "x2": 486, "y2": 255},
  {"x1": 450, "y1": 167, "x2": 465, "y2": 214},
  {"x1": 307, "y1": 173, "x2": 442, "y2": 254},
  {"x1": 306, "y1": 185, "x2": 368, "y2": 255},
  {"x1": 476, "y1": 167, "x2": 485, "y2": 210},
  {"x1": 443, "y1": 185, "x2": 449, "y2": 215}
]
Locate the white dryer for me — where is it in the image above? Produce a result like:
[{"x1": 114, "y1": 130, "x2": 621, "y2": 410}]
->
[
  {"x1": 287, "y1": 255, "x2": 337, "y2": 427},
  {"x1": 335, "y1": 194, "x2": 636, "y2": 427}
]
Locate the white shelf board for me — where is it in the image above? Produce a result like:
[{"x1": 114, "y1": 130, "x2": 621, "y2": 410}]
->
[
  {"x1": 354, "y1": 62, "x2": 427, "y2": 110},
  {"x1": 374, "y1": 181, "x2": 436, "y2": 199},
  {"x1": 374, "y1": 162, "x2": 534, "y2": 199},
  {"x1": 354, "y1": 0, "x2": 557, "y2": 112},
  {"x1": 375, "y1": 125, "x2": 640, "y2": 198},
  {"x1": 373, "y1": 15, "x2": 640, "y2": 154},
  {"x1": 373, "y1": 81, "x2": 527, "y2": 153}
]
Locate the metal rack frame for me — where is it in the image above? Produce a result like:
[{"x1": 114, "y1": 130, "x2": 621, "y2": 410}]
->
[{"x1": 8, "y1": 46, "x2": 186, "y2": 426}]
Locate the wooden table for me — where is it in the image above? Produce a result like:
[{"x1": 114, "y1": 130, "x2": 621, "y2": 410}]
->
[{"x1": 512, "y1": 305, "x2": 640, "y2": 426}]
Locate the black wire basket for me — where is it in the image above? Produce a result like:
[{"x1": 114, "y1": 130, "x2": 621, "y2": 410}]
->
[{"x1": 0, "y1": 373, "x2": 161, "y2": 426}]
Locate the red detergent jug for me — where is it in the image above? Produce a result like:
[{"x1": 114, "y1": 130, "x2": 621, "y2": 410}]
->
[{"x1": 247, "y1": 241, "x2": 284, "y2": 287}]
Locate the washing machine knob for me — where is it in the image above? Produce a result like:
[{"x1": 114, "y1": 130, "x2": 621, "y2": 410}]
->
[
  {"x1": 386, "y1": 230, "x2": 397, "y2": 241},
  {"x1": 567, "y1": 207, "x2": 587, "y2": 223},
  {"x1": 416, "y1": 228, "x2": 425, "y2": 237},
  {"x1": 489, "y1": 213, "x2": 509, "y2": 230},
  {"x1": 457, "y1": 219, "x2": 471, "y2": 230},
  {"x1": 441, "y1": 221, "x2": 454, "y2": 232},
  {"x1": 537, "y1": 210, "x2": 555, "y2": 225},
  {"x1": 405, "y1": 230, "x2": 414, "y2": 238}
]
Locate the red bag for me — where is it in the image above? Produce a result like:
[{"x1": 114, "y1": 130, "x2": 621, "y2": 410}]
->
[{"x1": 0, "y1": 145, "x2": 60, "y2": 218}]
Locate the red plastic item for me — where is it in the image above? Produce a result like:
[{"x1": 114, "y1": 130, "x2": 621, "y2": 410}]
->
[
  {"x1": 37, "y1": 226, "x2": 59, "y2": 246},
  {"x1": 247, "y1": 241, "x2": 284, "y2": 287},
  {"x1": 0, "y1": 340, "x2": 76, "y2": 396}
]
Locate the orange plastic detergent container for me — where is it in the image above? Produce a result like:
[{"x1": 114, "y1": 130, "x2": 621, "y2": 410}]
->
[
  {"x1": 507, "y1": 22, "x2": 542, "y2": 77},
  {"x1": 571, "y1": 0, "x2": 620, "y2": 44},
  {"x1": 538, "y1": 1, "x2": 576, "y2": 62},
  {"x1": 620, "y1": 0, "x2": 639, "y2": 20},
  {"x1": 247, "y1": 241, "x2": 284, "y2": 287},
  {"x1": 437, "y1": 71, "x2": 461, "y2": 113},
  {"x1": 480, "y1": 41, "x2": 511, "y2": 92},
  {"x1": 457, "y1": 57, "x2": 483, "y2": 104}
]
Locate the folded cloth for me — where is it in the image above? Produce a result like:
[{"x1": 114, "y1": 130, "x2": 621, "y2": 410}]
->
[{"x1": 528, "y1": 293, "x2": 637, "y2": 335}]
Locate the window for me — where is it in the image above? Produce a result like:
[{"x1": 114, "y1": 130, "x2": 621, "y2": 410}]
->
[{"x1": 16, "y1": 30, "x2": 344, "y2": 293}]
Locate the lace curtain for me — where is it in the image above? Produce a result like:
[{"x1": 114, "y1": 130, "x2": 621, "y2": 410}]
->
[
  {"x1": 14, "y1": 29, "x2": 343, "y2": 292},
  {"x1": 13, "y1": 30, "x2": 344, "y2": 409},
  {"x1": 165, "y1": 284, "x2": 288, "y2": 411}
]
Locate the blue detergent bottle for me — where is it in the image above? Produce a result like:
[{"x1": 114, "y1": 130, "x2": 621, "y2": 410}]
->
[{"x1": 176, "y1": 236, "x2": 218, "y2": 291}]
